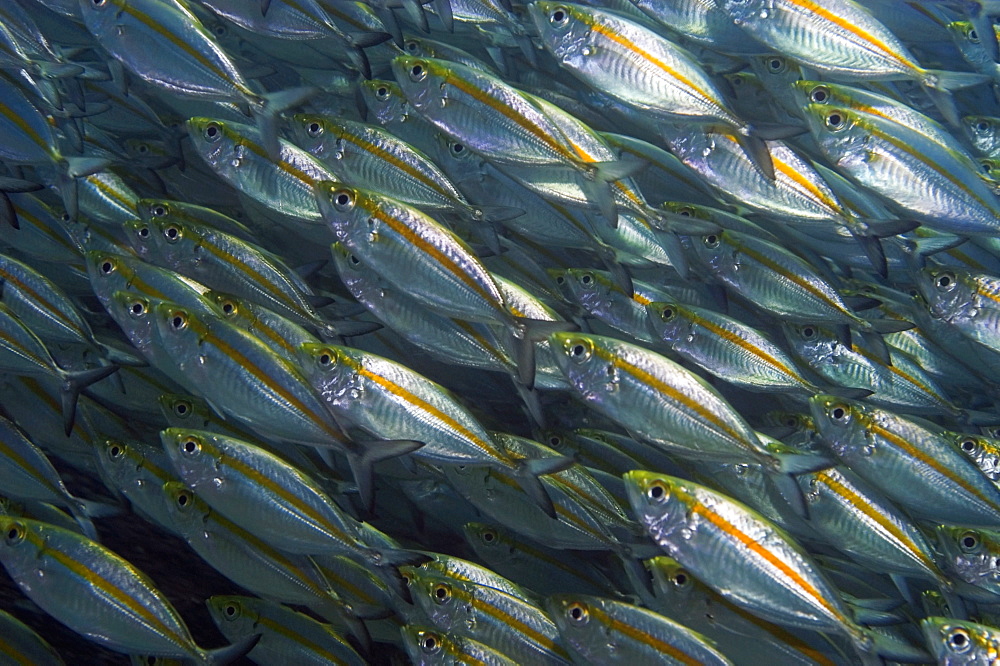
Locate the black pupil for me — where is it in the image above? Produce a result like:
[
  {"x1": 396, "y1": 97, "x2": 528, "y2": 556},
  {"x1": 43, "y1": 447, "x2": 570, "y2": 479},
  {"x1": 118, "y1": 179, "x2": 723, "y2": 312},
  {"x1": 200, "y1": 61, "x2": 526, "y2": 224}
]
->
[
  {"x1": 320, "y1": 354, "x2": 331, "y2": 364},
  {"x1": 484, "y1": 531, "x2": 495, "y2": 541},
  {"x1": 377, "y1": 87, "x2": 387, "y2": 96},
  {"x1": 309, "y1": 123, "x2": 320, "y2": 133},
  {"x1": 679, "y1": 209, "x2": 691, "y2": 216},
  {"x1": 829, "y1": 113, "x2": 842, "y2": 126},
  {"x1": 954, "y1": 632, "x2": 968, "y2": 646},
  {"x1": 938, "y1": 275, "x2": 952, "y2": 287},
  {"x1": 435, "y1": 586, "x2": 447, "y2": 599},
  {"x1": 572, "y1": 344, "x2": 585, "y2": 356},
  {"x1": 453, "y1": 144, "x2": 464, "y2": 153},
  {"x1": 570, "y1": 606, "x2": 583, "y2": 619},
  {"x1": 979, "y1": 122, "x2": 990, "y2": 131},
  {"x1": 131, "y1": 303, "x2": 143, "y2": 315},
  {"x1": 102, "y1": 261, "x2": 113, "y2": 273},
  {"x1": 424, "y1": 637, "x2": 436, "y2": 649},
  {"x1": 963, "y1": 440, "x2": 976, "y2": 451},
  {"x1": 177, "y1": 493, "x2": 188, "y2": 506},
  {"x1": 832, "y1": 407, "x2": 845, "y2": 420},
  {"x1": 172, "y1": 316, "x2": 184, "y2": 328},
  {"x1": 154, "y1": 206, "x2": 165, "y2": 216},
  {"x1": 803, "y1": 327, "x2": 814, "y2": 337},
  {"x1": 111, "y1": 446, "x2": 121, "y2": 456},
  {"x1": 412, "y1": 65, "x2": 423, "y2": 76},
  {"x1": 662, "y1": 308, "x2": 673, "y2": 319},
  {"x1": 138, "y1": 227, "x2": 149, "y2": 237},
  {"x1": 553, "y1": 9, "x2": 565, "y2": 21},
  {"x1": 581, "y1": 274, "x2": 592, "y2": 284},
  {"x1": 206, "y1": 126, "x2": 218, "y2": 137},
  {"x1": 964, "y1": 535, "x2": 977, "y2": 548},
  {"x1": 706, "y1": 235, "x2": 718, "y2": 244},
  {"x1": 770, "y1": 59, "x2": 781, "y2": 69},
  {"x1": 183, "y1": 439, "x2": 197, "y2": 452},
  {"x1": 176, "y1": 404, "x2": 188, "y2": 415},
  {"x1": 675, "y1": 573, "x2": 687, "y2": 585},
  {"x1": 226, "y1": 605, "x2": 236, "y2": 616},
  {"x1": 971, "y1": 29, "x2": 979, "y2": 39},
  {"x1": 166, "y1": 227, "x2": 178, "y2": 238},
  {"x1": 650, "y1": 484, "x2": 664, "y2": 499},
  {"x1": 6, "y1": 527, "x2": 16, "y2": 540},
  {"x1": 813, "y1": 89, "x2": 827, "y2": 102},
  {"x1": 223, "y1": 303, "x2": 234, "y2": 314},
  {"x1": 336, "y1": 194, "x2": 350, "y2": 206}
]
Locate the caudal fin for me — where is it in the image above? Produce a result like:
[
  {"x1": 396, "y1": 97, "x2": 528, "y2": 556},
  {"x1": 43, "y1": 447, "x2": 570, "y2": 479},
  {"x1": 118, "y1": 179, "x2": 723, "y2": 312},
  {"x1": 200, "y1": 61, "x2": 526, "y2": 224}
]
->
[
  {"x1": 59, "y1": 364, "x2": 120, "y2": 435},
  {"x1": 346, "y1": 439, "x2": 425, "y2": 512}
]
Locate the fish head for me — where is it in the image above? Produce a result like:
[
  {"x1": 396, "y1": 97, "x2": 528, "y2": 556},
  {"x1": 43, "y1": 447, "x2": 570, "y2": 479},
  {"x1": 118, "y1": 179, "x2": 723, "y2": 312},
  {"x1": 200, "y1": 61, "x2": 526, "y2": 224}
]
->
[
  {"x1": 161, "y1": 480, "x2": 208, "y2": 531},
  {"x1": 206, "y1": 595, "x2": 255, "y2": 633},
  {"x1": 400, "y1": 625, "x2": 449, "y2": 663},
  {"x1": 947, "y1": 21, "x2": 995, "y2": 69},
  {"x1": 528, "y1": 2, "x2": 594, "y2": 62},
  {"x1": 123, "y1": 218, "x2": 155, "y2": 259},
  {"x1": 314, "y1": 180, "x2": 361, "y2": 239},
  {"x1": 920, "y1": 617, "x2": 998, "y2": 666},
  {"x1": 646, "y1": 555, "x2": 699, "y2": 605},
  {"x1": 800, "y1": 103, "x2": 867, "y2": 162},
  {"x1": 808, "y1": 394, "x2": 866, "y2": 451},
  {"x1": 548, "y1": 332, "x2": 610, "y2": 394},
  {"x1": 186, "y1": 117, "x2": 236, "y2": 166},
  {"x1": 644, "y1": 300, "x2": 686, "y2": 346},
  {"x1": 544, "y1": 593, "x2": 598, "y2": 638},
  {"x1": 159, "y1": 428, "x2": 216, "y2": 487},
  {"x1": 936, "y1": 526, "x2": 1000, "y2": 591},
  {"x1": 290, "y1": 114, "x2": 333, "y2": 155},
  {"x1": 158, "y1": 393, "x2": 205, "y2": 427},
  {"x1": 0, "y1": 516, "x2": 39, "y2": 571},
  {"x1": 78, "y1": 0, "x2": 123, "y2": 34},
  {"x1": 358, "y1": 79, "x2": 405, "y2": 126},
  {"x1": 391, "y1": 56, "x2": 450, "y2": 111},
  {"x1": 86, "y1": 251, "x2": 134, "y2": 308},
  {"x1": 916, "y1": 266, "x2": 974, "y2": 322},
  {"x1": 622, "y1": 470, "x2": 687, "y2": 540},
  {"x1": 403, "y1": 567, "x2": 464, "y2": 630},
  {"x1": 562, "y1": 268, "x2": 614, "y2": 307},
  {"x1": 790, "y1": 80, "x2": 842, "y2": 112},
  {"x1": 963, "y1": 115, "x2": 1000, "y2": 154},
  {"x1": 296, "y1": 342, "x2": 356, "y2": 399}
]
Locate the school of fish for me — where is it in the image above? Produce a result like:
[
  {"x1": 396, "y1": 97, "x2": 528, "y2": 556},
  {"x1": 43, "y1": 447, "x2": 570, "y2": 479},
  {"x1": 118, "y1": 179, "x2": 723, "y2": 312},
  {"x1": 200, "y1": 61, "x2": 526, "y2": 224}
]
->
[{"x1": 7, "y1": 0, "x2": 1000, "y2": 664}]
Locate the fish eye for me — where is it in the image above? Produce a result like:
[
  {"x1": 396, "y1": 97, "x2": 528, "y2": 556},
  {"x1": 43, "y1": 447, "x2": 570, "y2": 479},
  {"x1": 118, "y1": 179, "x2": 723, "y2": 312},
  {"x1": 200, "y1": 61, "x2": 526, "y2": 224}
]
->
[
  {"x1": 409, "y1": 62, "x2": 427, "y2": 82},
  {"x1": 481, "y1": 529, "x2": 497, "y2": 544},
  {"x1": 347, "y1": 253, "x2": 360, "y2": 266},
  {"x1": 174, "y1": 489, "x2": 192, "y2": 508},
  {"x1": 969, "y1": 28, "x2": 980, "y2": 42},
  {"x1": 579, "y1": 272, "x2": 594, "y2": 287},
  {"x1": 60, "y1": 212, "x2": 71, "y2": 222},
  {"x1": 960, "y1": 531, "x2": 980, "y2": 551},
  {"x1": 135, "y1": 143, "x2": 149, "y2": 154},
  {"x1": 173, "y1": 400, "x2": 192, "y2": 417},
  {"x1": 214, "y1": 25, "x2": 227, "y2": 37},
  {"x1": 170, "y1": 312, "x2": 188, "y2": 330},
  {"x1": 961, "y1": 438, "x2": 978, "y2": 453},
  {"x1": 809, "y1": 86, "x2": 830, "y2": 103},
  {"x1": 107, "y1": 441, "x2": 124, "y2": 459},
  {"x1": 432, "y1": 583, "x2": 451, "y2": 604},
  {"x1": 220, "y1": 300, "x2": 237, "y2": 315},
  {"x1": 331, "y1": 189, "x2": 355, "y2": 211},
  {"x1": 375, "y1": 85, "x2": 390, "y2": 100},
  {"x1": 450, "y1": 142, "x2": 465, "y2": 156},
  {"x1": 128, "y1": 300, "x2": 147, "y2": 318},
  {"x1": 565, "y1": 337, "x2": 593, "y2": 363},
  {"x1": 163, "y1": 225, "x2": 182, "y2": 242},
  {"x1": 548, "y1": 435, "x2": 562, "y2": 447},
  {"x1": 981, "y1": 160, "x2": 993, "y2": 174},
  {"x1": 647, "y1": 480, "x2": 668, "y2": 503},
  {"x1": 419, "y1": 631, "x2": 442, "y2": 653},
  {"x1": 566, "y1": 601, "x2": 589, "y2": 625},
  {"x1": 404, "y1": 40, "x2": 419, "y2": 53},
  {"x1": 801, "y1": 326, "x2": 816, "y2": 338},
  {"x1": 703, "y1": 234, "x2": 720, "y2": 248},
  {"x1": 317, "y1": 350, "x2": 335, "y2": 367},
  {"x1": 978, "y1": 120, "x2": 991, "y2": 132},
  {"x1": 948, "y1": 628, "x2": 972, "y2": 653},
  {"x1": 4, "y1": 522, "x2": 24, "y2": 545},
  {"x1": 767, "y1": 57, "x2": 786, "y2": 73},
  {"x1": 549, "y1": 6, "x2": 569, "y2": 26},
  {"x1": 555, "y1": 274, "x2": 565, "y2": 285},
  {"x1": 136, "y1": 225, "x2": 150, "y2": 239},
  {"x1": 673, "y1": 571, "x2": 689, "y2": 587},
  {"x1": 181, "y1": 437, "x2": 201, "y2": 455},
  {"x1": 306, "y1": 121, "x2": 323, "y2": 138},
  {"x1": 91, "y1": 0, "x2": 107, "y2": 6},
  {"x1": 824, "y1": 111, "x2": 847, "y2": 131},
  {"x1": 935, "y1": 271, "x2": 956, "y2": 291},
  {"x1": 659, "y1": 306, "x2": 675, "y2": 322},
  {"x1": 223, "y1": 602, "x2": 240, "y2": 619},
  {"x1": 203, "y1": 122, "x2": 223, "y2": 143},
  {"x1": 151, "y1": 204, "x2": 168, "y2": 217},
  {"x1": 677, "y1": 206, "x2": 694, "y2": 217},
  {"x1": 100, "y1": 259, "x2": 116, "y2": 275},
  {"x1": 829, "y1": 404, "x2": 850, "y2": 423}
]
